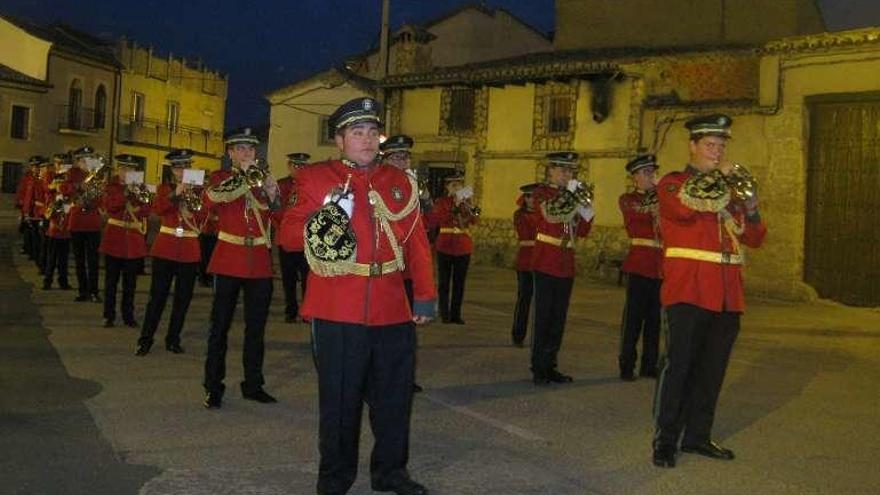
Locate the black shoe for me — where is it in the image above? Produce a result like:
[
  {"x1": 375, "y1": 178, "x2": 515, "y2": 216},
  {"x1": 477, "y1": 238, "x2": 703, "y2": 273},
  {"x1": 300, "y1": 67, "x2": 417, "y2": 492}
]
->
[
  {"x1": 204, "y1": 391, "x2": 223, "y2": 409},
  {"x1": 165, "y1": 343, "x2": 184, "y2": 354},
  {"x1": 74, "y1": 294, "x2": 89, "y2": 302},
  {"x1": 103, "y1": 319, "x2": 115, "y2": 328},
  {"x1": 134, "y1": 343, "x2": 151, "y2": 356},
  {"x1": 372, "y1": 474, "x2": 428, "y2": 495},
  {"x1": 412, "y1": 383, "x2": 423, "y2": 393},
  {"x1": 284, "y1": 314, "x2": 295, "y2": 323},
  {"x1": 653, "y1": 444, "x2": 677, "y2": 467},
  {"x1": 512, "y1": 338, "x2": 524, "y2": 348},
  {"x1": 59, "y1": 283, "x2": 72, "y2": 290},
  {"x1": 242, "y1": 388, "x2": 277, "y2": 404},
  {"x1": 124, "y1": 319, "x2": 138, "y2": 328},
  {"x1": 90, "y1": 293, "x2": 102, "y2": 303},
  {"x1": 449, "y1": 317, "x2": 465, "y2": 325},
  {"x1": 548, "y1": 370, "x2": 573, "y2": 383},
  {"x1": 620, "y1": 371, "x2": 637, "y2": 382},
  {"x1": 640, "y1": 369, "x2": 658, "y2": 379},
  {"x1": 441, "y1": 316, "x2": 450, "y2": 324},
  {"x1": 681, "y1": 441, "x2": 735, "y2": 460},
  {"x1": 533, "y1": 374, "x2": 551, "y2": 386},
  {"x1": 42, "y1": 282, "x2": 52, "y2": 290}
]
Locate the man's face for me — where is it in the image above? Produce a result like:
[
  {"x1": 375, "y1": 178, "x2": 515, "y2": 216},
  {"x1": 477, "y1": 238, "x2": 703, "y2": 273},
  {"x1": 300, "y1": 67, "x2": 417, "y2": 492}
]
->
[
  {"x1": 524, "y1": 193, "x2": 535, "y2": 210},
  {"x1": 172, "y1": 167, "x2": 184, "y2": 182},
  {"x1": 384, "y1": 151, "x2": 411, "y2": 171},
  {"x1": 547, "y1": 165, "x2": 574, "y2": 187},
  {"x1": 228, "y1": 143, "x2": 256, "y2": 167},
  {"x1": 689, "y1": 135, "x2": 727, "y2": 172},
  {"x1": 335, "y1": 122, "x2": 380, "y2": 166},
  {"x1": 287, "y1": 162, "x2": 298, "y2": 178},
  {"x1": 446, "y1": 179, "x2": 463, "y2": 196},
  {"x1": 75, "y1": 157, "x2": 87, "y2": 169},
  {"x1": 633, "y1": 166, "x2": 657, "y2": 191}
]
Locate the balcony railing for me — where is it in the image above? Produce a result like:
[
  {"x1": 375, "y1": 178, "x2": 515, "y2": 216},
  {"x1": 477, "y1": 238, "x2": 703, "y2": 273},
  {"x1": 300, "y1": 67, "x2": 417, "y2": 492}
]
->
[
  {"x1": 55, "y1": 105, "x2": 106, "y2": 133},
  {"x1": 117, "y1": 116, "x2": 223, "y2": 155}
]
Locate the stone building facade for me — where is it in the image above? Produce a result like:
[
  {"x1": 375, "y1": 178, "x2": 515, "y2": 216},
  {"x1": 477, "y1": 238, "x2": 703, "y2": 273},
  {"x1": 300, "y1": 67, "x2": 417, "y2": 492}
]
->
[{"x1": 381, "y1": 28, "x2": 880, "y2": 306}]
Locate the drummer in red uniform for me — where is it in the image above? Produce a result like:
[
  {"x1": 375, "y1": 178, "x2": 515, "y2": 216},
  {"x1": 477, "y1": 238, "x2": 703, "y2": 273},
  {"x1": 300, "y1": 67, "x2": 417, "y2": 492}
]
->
[
  {"x1": 511, "y1": 183, "x2": 540, "y2": 347},
  {"x1": 280, "y1": 97, "x2": 435, "y2": 495},
  {"x1": 530, "y1": 152, "x2": 593, "y2": 385},
  {"x1": 136, "y1": 149, "x2": 203, "y2": 356},
  {"x1": 651, "y1": 114, "x2": 766, "y2": 468},
  {"x1": 62, "y1": 146, "x2": 104, "y2": 303},
  {"x1": 201, "y1": 128, "x2": 280, "y2": 409},
  {"x1": 426, "y1": 172, "x2": 478, "y2": 324},
  {"x1": 617, "y1": 154, "x2": 663, "y2": 381},
  {"x1": 275, "y1": 152, "x2": 310, "y2": 323},
  {"x1": 99, "y1": 154, "x2": 150, "y2": 328}
]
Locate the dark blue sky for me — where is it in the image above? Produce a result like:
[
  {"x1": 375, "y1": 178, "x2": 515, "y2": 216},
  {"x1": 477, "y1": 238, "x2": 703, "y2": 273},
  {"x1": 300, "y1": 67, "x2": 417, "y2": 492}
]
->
[{"x1": 3, "y1": 0, "x2": 878, "y2": 129}]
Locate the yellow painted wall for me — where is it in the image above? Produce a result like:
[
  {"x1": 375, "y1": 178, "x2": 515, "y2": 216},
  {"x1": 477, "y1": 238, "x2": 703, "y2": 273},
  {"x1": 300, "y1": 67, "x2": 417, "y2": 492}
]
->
[
  {"x1": 479, "y1": 158, "x2": 538, "y2": 218},
  {"x1": 574, "y1": 80, "x2": 631, "y2": 152},
  {"x1": 400, "y1": 88, "x2": 441, "y2": 137},
  {"x1": 486, "y1": 85, "x2": 534, "y2": 151},
  {"x1": 0, "y1": 18, "x2": 51, "y2": 80},
  {"x1": 587, "y1": 158, "x2": 629, "y2": 227},
  {"x1": 267, "y1": 82, "x2": 367, "y2": 178}
]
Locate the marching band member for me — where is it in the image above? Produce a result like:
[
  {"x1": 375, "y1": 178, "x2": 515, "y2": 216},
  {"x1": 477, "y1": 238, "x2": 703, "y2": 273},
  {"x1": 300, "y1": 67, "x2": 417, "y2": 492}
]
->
[
  {"x1": 280, "y1": 97, "x2": 435, "y2": 495},
  {"x1": 99, "y1": 154, "x2": 150, "y2": 328},
  {"x1": 201, "y1": 128, "x2": 280, "y2": 409},
  {"x1": 511, "y1": 183, "x2": 540, "y2": 347},
  {"x1": 62, "y1": 146, "x2": 104, "y2": 303},
  {"x1": 529, "y1": 152, "x2": 593, "y2": 385},
  {"x1": 275, "y1": 152, "x2": 310, "y2": 323},
  {"x1": 652, "y1": 114, "x2": 766, "y2": 468},
  {"x1": 618, "y1": 154, "x2": 663, "y2": 381},
  {"x1": 42, "y1": 155, "x2": 73, "y2": 291},
  {"x1": 136, "y1": 149, "x2": 203, "y2": 356},
  {"x1": 426, "y1": 172, "x2": 478, "y2": 324}
]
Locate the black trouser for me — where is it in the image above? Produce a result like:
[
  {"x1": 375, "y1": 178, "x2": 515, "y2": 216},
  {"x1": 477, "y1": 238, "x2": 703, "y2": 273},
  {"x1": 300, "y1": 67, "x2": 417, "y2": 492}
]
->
[
  {"x1": 103, "y1": 254, "x2": 141, "y2": 323},
  {"x1": 436, "y1": 252, "x2": 470, "y2": 321},
  {"x1": 203, "y1": 275, "x2": 272, "y2": 395},
  {"x1": 72, "y1": 231, "x2": 100, "y2": 296},
  {"x1": 23, "y1": 218, "x2": 38, "y2": 259},
  {"x1": 619, "y1": 273, "x2": 662, "y2": 375},
  {"x1": 313, "y1": 319, "x2": 416, "y2": 494},
  {"x1": 511, "y1": 270, "x2": 533, "y2": 344},
  {"x1": 653, "y1": 303, "x2": 740, "y2": 448},
  {"x1": 43, "y1": 238, "x2": 70, "y2": 288},
  {"x1": 278, "y1": 248, "x2": 308, "y2": 318},
  {"x1": 198, "y1": 234, "x2": 217, "y2": 284},
  {"x1": 34, "y1": 220, "x2": 47, "y2": 272},
  {"x1": 531, "y1": 271, "x2": 574, "y2": 376},
  {"x1": 139, "y1": 257, "x2": 198, "y2": 348}
]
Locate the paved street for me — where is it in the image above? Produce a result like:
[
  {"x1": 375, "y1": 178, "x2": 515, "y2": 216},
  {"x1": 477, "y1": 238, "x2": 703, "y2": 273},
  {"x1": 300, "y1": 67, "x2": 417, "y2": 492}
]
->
[{"x1": 1, "y1": 201, "x2": 879, "y2": 495}]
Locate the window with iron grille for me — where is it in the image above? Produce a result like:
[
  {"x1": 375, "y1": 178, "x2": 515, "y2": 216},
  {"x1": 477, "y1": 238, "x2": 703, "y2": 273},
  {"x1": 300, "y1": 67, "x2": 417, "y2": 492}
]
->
[
  {"x1": 546, "y1": 96, "x2": 572, "y2": 135},
  {"x1": 167, "y1": 101, "x2": 180, "y2": 132},
  {"x1": 318, "y1": 115, "x2": 335, "y2": 145},
  {"x1": 447, "y1": 88, "x2": 475, "y2": 133},
  {"x1": 11, "y1": 105, "x2": 30, "y2": 140}
]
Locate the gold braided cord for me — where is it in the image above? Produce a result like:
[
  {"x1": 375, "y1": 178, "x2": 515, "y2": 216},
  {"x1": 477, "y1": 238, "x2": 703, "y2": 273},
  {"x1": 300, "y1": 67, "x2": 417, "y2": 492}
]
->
[
  {"x1": 367, "y1": 175, "x2": 419, "y2": 272},
  {"x1": 205, "y1": 173, "x2": 248, "y2": 203},
  {"x1": 123, "y1": 201, "x2": 147, "y2": 235}
]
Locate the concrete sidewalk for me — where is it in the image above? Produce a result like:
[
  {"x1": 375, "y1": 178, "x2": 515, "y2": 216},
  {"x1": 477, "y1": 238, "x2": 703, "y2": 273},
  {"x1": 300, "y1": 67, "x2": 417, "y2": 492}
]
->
[{"x1": 2, "y1": 193, "x2": 879, "y2": 494}]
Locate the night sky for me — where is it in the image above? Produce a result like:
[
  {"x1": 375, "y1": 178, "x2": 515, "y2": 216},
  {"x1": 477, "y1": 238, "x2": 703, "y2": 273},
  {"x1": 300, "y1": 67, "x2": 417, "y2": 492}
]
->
[{"x1": 3, "y1": 0, "x2": 878, "y2": 129}]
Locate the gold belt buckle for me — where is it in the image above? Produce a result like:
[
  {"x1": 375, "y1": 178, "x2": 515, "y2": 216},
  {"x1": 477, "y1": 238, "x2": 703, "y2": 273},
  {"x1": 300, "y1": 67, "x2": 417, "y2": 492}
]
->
[
  {"x1": 721, "y1": 252, "x2": 731, "y2": 264},
  {"x1": 369, "y1": 262, "x2": 381, "y2": 277},
  {"x1": 175, "y1": 227, "x2": 184, "y2": 238},
  {"x1": 244, "y1": 236, "x2": 254, "y2": 247},
  {"x1": 561, "y1": 237, "x2": 569, "y2": 249}
]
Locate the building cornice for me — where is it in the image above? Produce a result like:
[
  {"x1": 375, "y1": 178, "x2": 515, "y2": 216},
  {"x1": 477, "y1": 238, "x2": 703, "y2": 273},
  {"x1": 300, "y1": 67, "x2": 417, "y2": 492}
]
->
[{"x1": 763, "y1": 27, "x2": 880, "y2": 55}]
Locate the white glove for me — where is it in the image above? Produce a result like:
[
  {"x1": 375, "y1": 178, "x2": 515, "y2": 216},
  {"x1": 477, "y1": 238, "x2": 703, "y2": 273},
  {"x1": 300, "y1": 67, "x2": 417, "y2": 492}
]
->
[
  {"x1": 577, "y1": 205, "x2": 594, "y2": 222},
  {"x1": 324, "y1": 191, "x2": 355, "y2": 218},
  {"x1": 567, "y1": 179, "x2": 581, "y2": 193},
  {"x1": 455, "y1": 186, "x2": 473, "y2": 201}
]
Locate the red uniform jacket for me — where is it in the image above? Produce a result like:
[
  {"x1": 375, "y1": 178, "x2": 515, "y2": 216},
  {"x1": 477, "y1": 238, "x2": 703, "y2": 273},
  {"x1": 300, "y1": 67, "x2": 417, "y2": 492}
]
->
[
  {"x1": 513, "y1": 202, "x2": 539, "y2": 272},
  {"x1": 530, "y1": 184, "x2": 592, "y2": 278},
  {"x1": 619, "y1": 191, "x2": 663, "y2": 279},
  {"x1": 44, "y1": 173, "x2": 70, "y2": 239},
  {"x1": 15, "y1": 173, "x2": 35, "y2": 216},
  {"x1": 150, "y1": 183, "x2": 202, "y2": 263},
  {"x1": 61, "y1": 167, "x2": 103, "y2": 232},
  {"x1": 202, "y1": 170, "x2": 274, "y2": 279},
  {"x1": 30, "y1": 176, "x2": 49, "y2": 219},
  {"x1": 426, "y1": 195, "x2": 477, "y2": 256},
  {"x1": 99, "y1": 178, "x2": 149, "y2": 259},
  {"x1": 658, "y1": 168, "x2": 767, "y2": 313},
  {"x1": 280, "y1": 160, "x2": 436, "y2": 325},
  {"x1": 274, "y1": 175, "x2": 303, "y2": 250}
]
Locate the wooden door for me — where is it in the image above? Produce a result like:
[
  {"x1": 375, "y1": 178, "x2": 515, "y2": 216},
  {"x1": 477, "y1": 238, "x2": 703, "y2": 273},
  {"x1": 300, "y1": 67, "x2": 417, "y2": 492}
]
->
[{"x1": 806, "y1": 95, "x2": 880, "y2": 306}]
